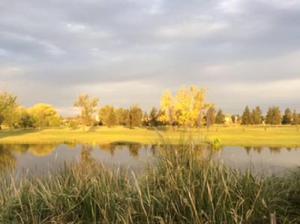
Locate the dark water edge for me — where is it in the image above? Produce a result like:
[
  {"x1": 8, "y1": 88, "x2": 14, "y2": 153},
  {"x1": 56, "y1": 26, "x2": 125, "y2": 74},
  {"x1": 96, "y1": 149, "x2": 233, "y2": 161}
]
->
[{"x1": 0, "y1": 144, "x2": 300, "y2": 177}]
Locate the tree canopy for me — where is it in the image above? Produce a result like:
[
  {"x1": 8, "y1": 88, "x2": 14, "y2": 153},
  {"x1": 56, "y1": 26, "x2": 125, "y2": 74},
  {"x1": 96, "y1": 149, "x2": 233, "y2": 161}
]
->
[
  {"x1": 215, "y1": 109, "x2": 225, "y2": 124},
  {"x1": 99, "y1": 106, "x2": 117, "y2": 127},
  {"x1": 29, "y1": 104, "x2": 61, "y2": 128},
  {"x1": 266, "y1": 107, "x2": 282, "y2": 125},
  {"x1": 0, "y1": 92, "x2": 18, "y2": 128},
  {"x1": 160, "y1": 86, "x2": 207, "y2": 127},
  {"x1": 74, "y1": 94, "x2": 99, "y2": 126}
]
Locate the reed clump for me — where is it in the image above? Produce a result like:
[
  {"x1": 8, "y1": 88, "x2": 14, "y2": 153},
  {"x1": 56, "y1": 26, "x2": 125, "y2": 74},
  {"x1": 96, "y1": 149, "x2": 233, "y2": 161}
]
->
[{"x1": 0, "y1": 143, "x2": 299, "y2": 223}]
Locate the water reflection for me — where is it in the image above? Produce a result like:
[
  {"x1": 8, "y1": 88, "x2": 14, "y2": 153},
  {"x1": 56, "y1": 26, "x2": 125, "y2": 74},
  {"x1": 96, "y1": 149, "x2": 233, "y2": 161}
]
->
[
  {"x1": 0, "y1": 143, "x2": 158, "y2": 176},
  {"x1": 215, "y1": 146, "x2": 300, "y2": 175},
  {"x1": 0, "y1": 145, "x2": 16, "y2": 172},
  {"x1": 0, "y1": 144, "x2": 299, "y2": 177}
]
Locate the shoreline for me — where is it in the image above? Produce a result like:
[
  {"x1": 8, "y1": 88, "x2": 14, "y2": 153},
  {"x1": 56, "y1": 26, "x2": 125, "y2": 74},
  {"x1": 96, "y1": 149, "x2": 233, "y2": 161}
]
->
[{"x1": 0, "y1": 126, "x2": 299, "y2": 147}]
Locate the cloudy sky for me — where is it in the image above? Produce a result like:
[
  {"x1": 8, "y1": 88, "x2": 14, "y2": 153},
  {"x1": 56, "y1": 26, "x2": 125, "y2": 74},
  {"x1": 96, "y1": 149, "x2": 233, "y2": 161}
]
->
[{"x1": 0, "y1": 0, "x2": 299, "y2": 116}]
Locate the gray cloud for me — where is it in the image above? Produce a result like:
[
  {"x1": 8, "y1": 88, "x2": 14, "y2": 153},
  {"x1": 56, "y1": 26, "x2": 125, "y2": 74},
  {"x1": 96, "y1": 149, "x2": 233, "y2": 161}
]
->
[{"x1": 1, "y1": 0, "x2": 300, "y2": 115}]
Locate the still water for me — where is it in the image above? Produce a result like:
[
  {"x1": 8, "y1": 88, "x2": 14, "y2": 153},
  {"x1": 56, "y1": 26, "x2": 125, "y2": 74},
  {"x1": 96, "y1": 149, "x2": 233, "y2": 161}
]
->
[{"x1": 0, "y1": 144, "x2": 300, "y2": 177}]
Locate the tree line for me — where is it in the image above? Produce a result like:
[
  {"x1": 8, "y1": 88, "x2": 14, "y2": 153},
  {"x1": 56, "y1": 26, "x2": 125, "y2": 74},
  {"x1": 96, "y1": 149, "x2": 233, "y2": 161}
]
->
[
  {"x1": 240, "y1": 106, "x2": 300, "y2": 125},
  {"x1": 0, "y1": 88, "x2": 299, "y2": 129}
]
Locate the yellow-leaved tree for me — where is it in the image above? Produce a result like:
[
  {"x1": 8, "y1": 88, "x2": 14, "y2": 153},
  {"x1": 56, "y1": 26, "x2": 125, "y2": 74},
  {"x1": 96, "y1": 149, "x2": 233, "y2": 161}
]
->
[
  {"x1": 159, "y1": 90, "x2": 175, "y2": 125},
  {"x1": 160, "y1": 86, "x2": 207, "y2": 127}
]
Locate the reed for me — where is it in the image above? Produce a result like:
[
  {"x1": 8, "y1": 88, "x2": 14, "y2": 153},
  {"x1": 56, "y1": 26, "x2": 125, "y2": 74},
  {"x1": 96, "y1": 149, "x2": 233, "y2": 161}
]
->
[{"x1": 0, "y1": 143, "x2": 299, "y2": 223}]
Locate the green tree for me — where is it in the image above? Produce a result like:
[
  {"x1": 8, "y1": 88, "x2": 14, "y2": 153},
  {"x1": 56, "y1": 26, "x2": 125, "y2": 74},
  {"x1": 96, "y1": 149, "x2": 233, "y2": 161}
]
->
[
  {"x1": 241, "y1": 106, "x2": 252, "y2": 125},
  {"x1": 29, "y1": 104, "x2": 61, "y2": 128},
  {"x1": 115, "y1": 108, "x2": 129, "y2": 126},
  {"x1": 18, "y1": 109, "x2": 35, "y2": 128},
  {"x1": 128, "y1": 105, "x2": 143, "y2": 128},
  {"x1": 206, "y1": 106, "x2": 216, "y2": 128},
  {"x1": 252, "y1": 106, "x2": 263, "y2": 125},
  {"x1": 266, "y1": 107, "x2": 281, "y2": 125},
  {"x1": 99, "y1": 106, "x2": 117, "y2": 127},
  {"x1": 74, "y1": 94, "x2": 99, "y2": 126},
  {"x1": 149, "y1": 107, "x2": 160, "y2": 127},
  {"x1": 282, "y1": 108, "x2": 292, "y2": 125},
  {"x1": 292, "y1": 110, "x2": 299, "y2": 125},
  {"x1": 215, "y1": 109, "x2": 225, "y2": 124}
]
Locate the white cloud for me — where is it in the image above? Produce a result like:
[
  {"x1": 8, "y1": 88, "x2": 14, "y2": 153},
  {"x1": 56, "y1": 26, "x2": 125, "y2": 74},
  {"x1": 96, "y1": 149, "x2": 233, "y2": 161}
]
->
[
  {"x1": 218, "y1": 0, "x2": 243, "y2": 14},
  {"x1": 66, "y1": 23, "x2": 86, "y2": 32},
  {"x1": 147, "y1": 0, "x2": 164, "y2": 15},
  {"x1": 157, "y1": 20, "x2": 228, "y2": 40}
]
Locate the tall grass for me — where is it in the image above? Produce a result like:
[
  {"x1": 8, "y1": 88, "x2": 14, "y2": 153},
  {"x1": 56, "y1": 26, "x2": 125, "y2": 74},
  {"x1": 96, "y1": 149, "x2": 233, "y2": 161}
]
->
[{"x1": 0, "y1": 143, "x2": 299, "y2": 223}]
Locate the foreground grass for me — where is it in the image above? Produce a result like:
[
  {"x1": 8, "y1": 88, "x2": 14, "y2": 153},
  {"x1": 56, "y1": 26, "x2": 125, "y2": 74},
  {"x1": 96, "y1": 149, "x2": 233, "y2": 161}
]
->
[
  {"x1": 0, "y1": 144, "x2": 299, "y2": 223},
  {"x1": 0, "y1": 125, "x2": 300, "y2": 147}
]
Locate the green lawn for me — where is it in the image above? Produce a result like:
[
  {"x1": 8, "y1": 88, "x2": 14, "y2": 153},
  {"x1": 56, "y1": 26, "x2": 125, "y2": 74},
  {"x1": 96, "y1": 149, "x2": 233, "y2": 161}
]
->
[{"x1": 0, "y1": 125, "x2": 299, "y2": 147}]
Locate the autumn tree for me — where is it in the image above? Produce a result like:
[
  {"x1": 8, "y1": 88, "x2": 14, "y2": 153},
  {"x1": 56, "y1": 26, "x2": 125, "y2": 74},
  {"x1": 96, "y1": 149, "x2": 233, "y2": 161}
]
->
[
  {"x1": 192, "y1": 87, "x2": 206, "y2": 127},
  {"x1": 0, "y1": 92, "x2": 18, "y2": 129},
  {"x1": 99, "y1": 106, "x2": 117, "y2": 127},
  {"x1": 241, "y1": 106, "x2": 252, "y2": 125},
  {"x1": 215, "y1": 109, "x2": 225, "y2": 124},
  {"x1": 29, "y1": 104, "x2": 61, "y2": 128},
  {"x1": 282, "y1": 108, "x2": 292, "y2": 124},
  {"x1": 266, "y1": 107, "x2": 281, "y2": 125},
  {"x1": 175, "y1": 87, "x2": 194, "y2": 127},
  {"x1": 160, "y1": 90, "x2": 175, "y2": 125},
  {"x1": 74, "y1": 94, "x2": 99, "y2": 126},
  {"x1": 175, "y1": 86, "x2": 206, "y2": 127}
]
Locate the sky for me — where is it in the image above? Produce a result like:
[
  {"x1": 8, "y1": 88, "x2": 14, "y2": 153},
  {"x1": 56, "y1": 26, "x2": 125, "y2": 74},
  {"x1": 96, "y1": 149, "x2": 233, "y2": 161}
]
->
[{"x1": 0, "y1": 0, "x2": 300, "y2": 116}]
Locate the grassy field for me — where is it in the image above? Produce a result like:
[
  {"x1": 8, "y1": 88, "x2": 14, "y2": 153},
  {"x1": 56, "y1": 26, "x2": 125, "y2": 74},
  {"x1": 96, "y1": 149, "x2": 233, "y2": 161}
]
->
[
  {"x1": 1, "y1": 145, "x2": 299, "y2": 223},
  {"x1": 0, "y1": 125, "x2": 300, "y2": 147}
]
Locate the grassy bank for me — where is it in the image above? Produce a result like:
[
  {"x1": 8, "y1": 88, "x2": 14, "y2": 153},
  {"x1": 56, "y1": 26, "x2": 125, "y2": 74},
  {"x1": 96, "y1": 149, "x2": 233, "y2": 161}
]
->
[
  {"x1": 0, "y1": 144, "x2": 299, "y2": 223},
  {"x1": 0, "y1": 126, "x2": 300, "y2": 147}
]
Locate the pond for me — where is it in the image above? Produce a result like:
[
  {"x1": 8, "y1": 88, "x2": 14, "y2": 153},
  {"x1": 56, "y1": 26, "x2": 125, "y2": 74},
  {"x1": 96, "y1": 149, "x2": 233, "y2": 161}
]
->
[{"x1": 0, "y1": 144, "x2": 300, "y2": 177}]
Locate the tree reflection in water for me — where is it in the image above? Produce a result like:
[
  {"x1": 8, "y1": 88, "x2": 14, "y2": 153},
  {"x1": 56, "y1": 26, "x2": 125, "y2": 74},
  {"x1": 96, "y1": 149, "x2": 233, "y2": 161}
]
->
[
  {"x1": 28, "y1": 145, "x2": 56, "y2": 157},
  {"x1": 80, "y1": 145, "x2": 94, "y2": 164},
  {"x1": 0, "y1": 145, "x2": 16, "y2": 174},
  {"x1": 99, "y1": 144, "x2": 117, "y2": 156},
  {"x1": 128, "y1": 144, "x2": 140, "y2": 157},
  {"x1": 269, "y1": 147, "x2": 282, "y2": 154}
]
